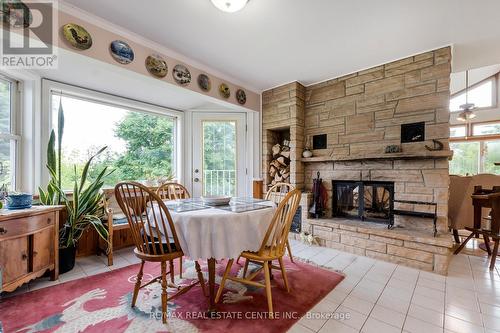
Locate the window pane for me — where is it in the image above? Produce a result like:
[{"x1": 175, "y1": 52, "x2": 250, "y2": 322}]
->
[
  {"x1": 483, "y1": 141, "x2": 500, "y2": 174},
  {"x1": 52, "y1": 94, "x2": 175, "y2": 190},
  {"x1": 450, "y1": 126, "x2": 466, "y2": 138},
  {"x1": 0, "y1": 139, "x2": 16, "y2": 189},
  {"x1": 202, "y1": 121, "x2": 236, "y2": 196},
  {"x1": 473, "y1": 123, "x2": 500, "y2": 136},
  {"x1": 0, "y1": 79, "x2": 11, "y2": 133},
  {"x1": 450, "y1": 142, "x2": 480, "y2": 175},
  {"x1": 450, "y1": 80, "x2": 493, "y2": 111}
]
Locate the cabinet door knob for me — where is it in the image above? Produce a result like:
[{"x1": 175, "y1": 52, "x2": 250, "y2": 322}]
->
[
  {"x1": 33, "y1": 251, "x2": 38, "y2": 257},
  {"x1": 21, "y1": 253, "x2": 28, "y2": 260},
  {"x1": 47, "y1": 218, "x2": 51, "y2": 223},
  {"x1": 0, "y1": 227, "x2": 6, "y2": 235}
]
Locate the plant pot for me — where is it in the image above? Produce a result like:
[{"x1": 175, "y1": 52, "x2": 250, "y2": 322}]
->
[
  {"x1": 59, "y1": 245, "x2": 76, "y2": 274},
  {"x1": 302, "y1": 149, "x2": 313, "y2": 158}
]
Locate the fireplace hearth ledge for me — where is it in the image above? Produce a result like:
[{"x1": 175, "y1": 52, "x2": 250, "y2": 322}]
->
[
  {"x1": 301, "y1": 150, "x2": 453, "y2": 163},
  {"x1": 290, "y1": 215, "x2": 454, "y2": 275}
]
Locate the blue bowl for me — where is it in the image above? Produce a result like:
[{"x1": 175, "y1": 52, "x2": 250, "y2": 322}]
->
[{"x1": 6, "y1": 193, "x2": 33, "y2": 209}]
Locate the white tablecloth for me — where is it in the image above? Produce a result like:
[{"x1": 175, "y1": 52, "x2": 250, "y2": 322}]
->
[{"x1": 147, "y1": 202, "x2": 275, "y2": 260}]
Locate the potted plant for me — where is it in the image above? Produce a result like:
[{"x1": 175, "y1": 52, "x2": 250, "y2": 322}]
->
[{"x1": 39, "y1": 101, "x2": 112, "y2": 273}]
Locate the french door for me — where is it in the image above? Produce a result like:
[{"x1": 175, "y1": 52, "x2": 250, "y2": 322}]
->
[{"x1": 192, "y1": 113, "x2": 246, "y2": 197}]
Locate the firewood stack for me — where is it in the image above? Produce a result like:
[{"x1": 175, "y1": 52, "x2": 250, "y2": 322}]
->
[{"x1": 269, "y1": 140, "x2": 291, "y2": 186}]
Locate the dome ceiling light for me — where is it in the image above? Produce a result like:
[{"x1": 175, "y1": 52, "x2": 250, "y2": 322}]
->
[{"x1": 210, "y1": 0, "x2": 249, "y2": 13}]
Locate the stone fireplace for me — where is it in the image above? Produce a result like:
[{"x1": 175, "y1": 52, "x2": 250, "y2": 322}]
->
[{"x1": 262, "y1": 47, "x2": 454, "y2": 274}]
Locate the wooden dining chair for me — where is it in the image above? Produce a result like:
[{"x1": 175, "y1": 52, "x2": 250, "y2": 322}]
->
[
  {"x1": 157, "y1": 182, "x2": 191, "y2": 200},
  {"x1": 454, "y1": 191, "x2": 500, "y2": 270},
  {"x1": 215, "y1": 189, "x2": 301, "y2": 318},
  {"x1": 266, "y1": 183, "x2": 296, "y2": 263},
  {"x1": 115, "y1": 181, "x2": 206, "y2": 324},
  {"x1": 236, "y1": 182, "x2": 296, "y2": 265},
  {"x1": 156, "y1": 182, "x2": 190, "y2": 277}
]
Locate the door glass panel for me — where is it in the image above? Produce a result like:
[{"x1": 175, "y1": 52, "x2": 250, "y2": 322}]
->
[
  {"x1": 202, "y1": 121, "x2": 237, "y2": 196},
  {"x1": 450, "y1": 142, "x2": 480, "y2": 175}
]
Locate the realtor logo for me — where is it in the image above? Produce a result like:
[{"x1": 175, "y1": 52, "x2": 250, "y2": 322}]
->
[{"x1": 0, "y1": 0, "x2": 58, "y2": 68}]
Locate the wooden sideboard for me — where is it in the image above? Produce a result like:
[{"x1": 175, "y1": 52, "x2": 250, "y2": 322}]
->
[{"x1": 0, "y1": 206, "x2": 63, "y2": 292}]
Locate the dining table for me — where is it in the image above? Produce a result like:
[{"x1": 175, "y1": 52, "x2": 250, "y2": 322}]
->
[{"x1": 147, "y1": 197, "x2": 276, "y2": 315}]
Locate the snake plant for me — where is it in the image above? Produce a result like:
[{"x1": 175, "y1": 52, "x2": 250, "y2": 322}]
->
[{"x1": 39, "y1": 100, "x2": 112, "y2": 249}]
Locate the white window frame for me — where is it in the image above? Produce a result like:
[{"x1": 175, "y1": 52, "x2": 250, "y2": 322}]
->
[
  {"x1": 40, "y1": 79, "x2": 184, "y2": 188},
  {"x1": 450, "y1": 76, "x2": 497, "y2": 112},
  {"x1": 0, "y1": 74, "x2": 21, "y2": 191}
]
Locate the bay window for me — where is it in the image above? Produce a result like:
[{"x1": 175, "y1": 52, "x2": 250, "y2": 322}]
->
[{"x1": 46, "y1": 81, "x2": 180, "y2": 190}]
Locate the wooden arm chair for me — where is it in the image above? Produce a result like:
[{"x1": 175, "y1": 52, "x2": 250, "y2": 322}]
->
[
  {"x1": 97, "y1": 189, "x2": 132, "y2": 266},
  {"x1": 215, "y1": 189, "x2": 301, "y2": 318},
  {"x1": 156, "y1": 182, "x2": 190, "y2": 277},
  {"x1": 115, "y1": 181, "x2": 206, "y2": 324}
]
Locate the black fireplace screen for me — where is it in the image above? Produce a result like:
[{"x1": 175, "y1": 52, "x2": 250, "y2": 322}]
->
[{"x1": 332, "y1": 181, "x2": 394, "y2": 224}]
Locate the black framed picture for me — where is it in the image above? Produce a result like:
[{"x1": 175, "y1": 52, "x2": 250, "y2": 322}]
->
[
  {"x1": 401, "y1": 122, "x2": 425, "y2": 143},
  {"x1": 312, "y1": 134, "x2": 327, "y2": 149}
]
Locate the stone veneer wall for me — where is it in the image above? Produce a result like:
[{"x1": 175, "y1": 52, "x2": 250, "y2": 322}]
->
[
  {"x1": 262, "y1": 82, "x2": 306, "y2": 190},
  {"x1": 304, "y1": 47, "x2": 451, "y2": 159},
  {"x1": 302, "y1": 47, "x2": 452, "y2": 231},
  {"x1": 263, "y1": 48, "x2": 454, "y2": 274}
]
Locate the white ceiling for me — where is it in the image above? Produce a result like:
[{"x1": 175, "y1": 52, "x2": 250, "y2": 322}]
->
[{"x1": 62, "y1": 0, "x2": 500, "y2": 91}]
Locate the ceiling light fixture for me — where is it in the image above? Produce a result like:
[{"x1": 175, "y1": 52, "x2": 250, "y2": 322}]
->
[
  {"x1": 457, "y1": 70, "x2": 476, "y2": 122},
  {"x1": 210, "y1": 0, "x2": 249, "y2": 13}
]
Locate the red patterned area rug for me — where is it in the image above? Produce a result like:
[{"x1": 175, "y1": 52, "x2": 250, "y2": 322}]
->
[{"x1": 1, "y1": 258, "x2": 344, "y2": 333}]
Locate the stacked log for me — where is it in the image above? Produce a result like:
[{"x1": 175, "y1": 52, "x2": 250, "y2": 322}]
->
[{"x1": 269, "y1": 140, "x2": 290, "y2": 186}]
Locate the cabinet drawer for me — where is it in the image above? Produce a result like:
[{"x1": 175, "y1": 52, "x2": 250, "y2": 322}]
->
[{"x1": 0, "y1": 213, "x2": 54, "y2": 240}]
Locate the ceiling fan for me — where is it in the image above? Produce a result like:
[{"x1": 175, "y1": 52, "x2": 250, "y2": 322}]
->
[{"x1": 457, "y1": 70, "x2": 476, "y2": 122}]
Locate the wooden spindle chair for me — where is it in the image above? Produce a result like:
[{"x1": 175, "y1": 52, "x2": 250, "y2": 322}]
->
[
  {"x1": 266, "y1": 183, "x2": 296, "y2": 262},
  {"x1": 236, "y1": 182, "x2": 296, "y2": 265},
  {"x1": 157, "y1": 182, "x2": 191, "y2": 201},
  {"x1": 115, "y1": 182, "x2": 206, "y2": 324},
  {"x1": 156, "y1": 182, "x2": 190, "y2": 277},
  {"x1": 215, "y1": 189, "x2": 302, "y2": 318}
]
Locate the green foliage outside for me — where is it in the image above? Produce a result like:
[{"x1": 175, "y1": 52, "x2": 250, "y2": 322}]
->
[
  {"x1": 59, "y1": 112, "x2": 174, "y2": 190},
  {"x1": 450, "y1": 140, "x2": 500, "y2": 175},
  {"x1": 202, "y1": 121, "x2": 236, "y2": 196}
]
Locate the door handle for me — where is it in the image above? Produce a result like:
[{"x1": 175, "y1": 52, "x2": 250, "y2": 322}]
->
[{"x1": 0, "y1": 227, "x2": 6, "y2": 235}]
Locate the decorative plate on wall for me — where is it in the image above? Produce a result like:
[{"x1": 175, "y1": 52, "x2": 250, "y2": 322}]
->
[
  {"x1": 236, "y1": 89, "x2": 247, "y2": 105},
  {"x1": 1, "y1": 1, "x2": 32, "y2": 28},
  {"x1": 109, "y1": 40, "x2": 134, "y2": 64},
  {"x1": 219, "y1": 83, "x2": 230, "y2": 99},
  {"x1": 197, "y1": 74, "x2": 211, "y2": 92},
  {"x1": 172, "y1": 64, "x2": 191, "y2": 85},
  {"x1": 145, "y1": 54, "x2": 168, "y2": 78},
  {"x1": 62, "y1": 23, "x2": 93, "y2": 50}
]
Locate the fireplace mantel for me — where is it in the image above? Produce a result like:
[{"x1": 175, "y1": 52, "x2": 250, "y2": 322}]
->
[{"x1": 301, "y1": 150, "x2": 453, "y2": 163}]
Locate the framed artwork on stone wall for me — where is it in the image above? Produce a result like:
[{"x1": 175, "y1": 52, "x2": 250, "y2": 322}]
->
[{"x1": 313, "y1": 134, "x2": 327, "y2": 149}]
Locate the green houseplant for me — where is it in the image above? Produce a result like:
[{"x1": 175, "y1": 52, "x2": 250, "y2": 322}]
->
[{"x1": 39, "y1": 101, "x2": 111, "y2": 273}]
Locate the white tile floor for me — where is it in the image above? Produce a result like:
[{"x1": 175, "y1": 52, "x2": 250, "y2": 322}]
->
[
  {"x1": 288, "y1": 239, "x2": 500, "y2": 333},
  {"x1": 2, "y1": 240, "x2": 500, "y2": 333}
]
